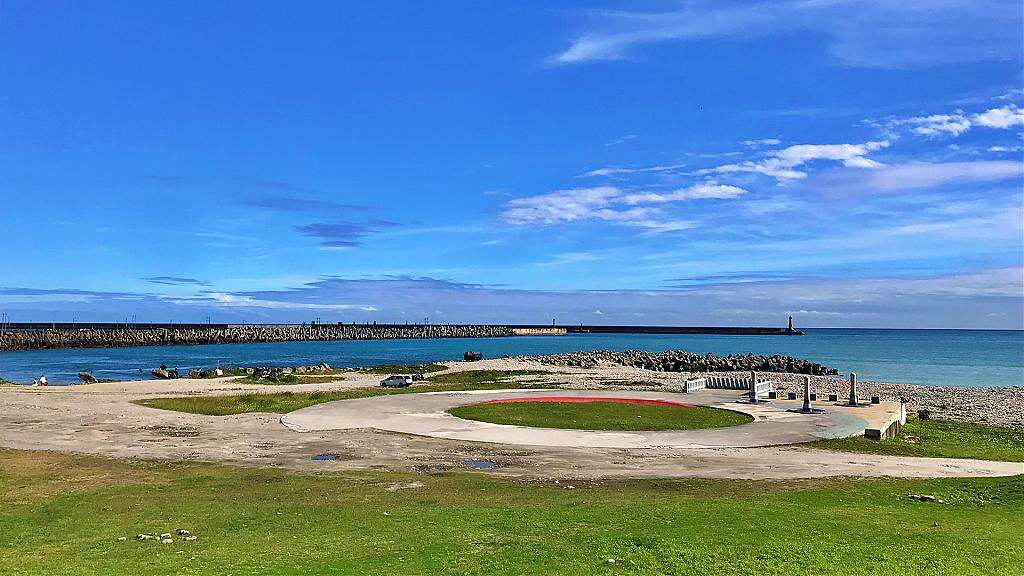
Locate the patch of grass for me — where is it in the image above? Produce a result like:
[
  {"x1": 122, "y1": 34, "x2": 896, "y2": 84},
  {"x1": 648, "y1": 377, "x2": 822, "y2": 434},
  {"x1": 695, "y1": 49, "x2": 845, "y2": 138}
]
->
[
  {"x1": 360, "y1": 363, "x2": 447, "y2": 374},
  {"x1": 450, "y1": 401, "x2": 753, "y2": 431},
  {"x1": 809, "y1": 417, "x2": 1024, "y2": 462},
  {"x1": 1, "y1": 448, "x2": 1022, "y2": 575},
  {"x1": 427, "y1": 369, "x2": 548, "y2": 385},
  {"x1": 138, "y1": 380, "x2": 555, "y2": 416}
]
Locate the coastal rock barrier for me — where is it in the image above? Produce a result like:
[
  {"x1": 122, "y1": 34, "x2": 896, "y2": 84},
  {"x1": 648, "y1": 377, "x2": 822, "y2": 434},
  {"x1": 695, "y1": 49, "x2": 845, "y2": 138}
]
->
[
  {"x1": 0, "y1": 324, "x2": 515, "y2": 351},
  {"x1": 520, "y1": 349, "x2": 839, "y2": 375}
]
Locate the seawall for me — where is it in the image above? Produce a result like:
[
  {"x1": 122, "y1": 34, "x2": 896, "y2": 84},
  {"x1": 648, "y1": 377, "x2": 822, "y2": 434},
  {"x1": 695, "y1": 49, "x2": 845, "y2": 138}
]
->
[{"x1": 0, "y1": 324, "x2": 516, "y2": 351}]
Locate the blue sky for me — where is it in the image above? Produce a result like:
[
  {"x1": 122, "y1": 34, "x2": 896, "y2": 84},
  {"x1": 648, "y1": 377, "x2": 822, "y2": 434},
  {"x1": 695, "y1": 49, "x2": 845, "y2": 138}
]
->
[{"x1": 1, "y1": 1, "x2": 1022, "y2": 328}]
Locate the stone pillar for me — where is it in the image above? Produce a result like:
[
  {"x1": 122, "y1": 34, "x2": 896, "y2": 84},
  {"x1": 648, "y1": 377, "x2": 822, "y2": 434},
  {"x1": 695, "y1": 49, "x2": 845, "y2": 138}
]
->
[
  {"x1": 802, "y1": 376, "x2": 812, "y2": 412},
  {"x1": 749, "y1": 370, "x2": 758, "y2": 401},
  {"x1": 849, "y1": 372, "x2": 858, "y2": 406}
]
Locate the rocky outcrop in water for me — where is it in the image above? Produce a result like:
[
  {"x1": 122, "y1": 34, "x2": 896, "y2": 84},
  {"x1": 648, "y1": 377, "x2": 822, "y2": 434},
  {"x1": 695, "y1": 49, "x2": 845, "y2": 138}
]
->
[
  {"x1": 0, "y1": 324, "x2": 516, "y2": 351},
  {"x1": 520, "y1": 349, "x2": 838, "y2": 375},
  {"x1": 76, "y1": 372, "x2": 97, "y2": 384}
]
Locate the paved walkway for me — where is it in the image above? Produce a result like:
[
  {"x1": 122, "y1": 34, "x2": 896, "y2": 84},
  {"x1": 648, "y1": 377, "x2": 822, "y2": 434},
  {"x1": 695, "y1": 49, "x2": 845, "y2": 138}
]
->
[{"x1": 282, "y1": 388, "x2": 886, "y2": 449}]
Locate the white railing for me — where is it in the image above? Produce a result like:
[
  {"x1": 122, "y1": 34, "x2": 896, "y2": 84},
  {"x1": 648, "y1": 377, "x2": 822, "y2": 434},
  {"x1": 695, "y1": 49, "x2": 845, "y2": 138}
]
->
[{"x1": 684, "y1": 376, "x2": 775, "y2": 398}]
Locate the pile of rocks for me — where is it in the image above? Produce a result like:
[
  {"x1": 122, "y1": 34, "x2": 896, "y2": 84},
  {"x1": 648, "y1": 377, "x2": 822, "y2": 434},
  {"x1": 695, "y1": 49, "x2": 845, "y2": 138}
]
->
[
  {"x1": 246, "y1": 363, "x2": 335, "y2": 382},
  {"x1": 521, "y1": 349, "x2": 838, "y2": 375},
  {"x1": 130, "y1": 529, "x2": 196, "y2": 544},
  {"x1": 0, "y1": 324, "x2": 516, "y2": 351}
]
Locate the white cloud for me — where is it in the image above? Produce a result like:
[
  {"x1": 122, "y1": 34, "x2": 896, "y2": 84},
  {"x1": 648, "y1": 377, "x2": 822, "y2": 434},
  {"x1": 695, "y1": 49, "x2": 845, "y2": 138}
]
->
[
  {"x1": 622, "y1": 182, "x2": 747, "y2": 204},
  {"x1": 973, "y1": 105, "x2": 1024, "y2": 129},
  {"x1": 502, "y1": 186, "x2": 622, "y2": 225},
  {"x1": 743, "y1": 138, "x2": 781, "y2": 147},
  {"x1": 698, "y1": 141, "x2": 889, "y2": 182},
  {"x1": 907, "y1": 113, "x2": 972, "y2": 137},
  {"x1": 502, "y1": 181, "x2": 745, "y2": 231},
  {"x1": 883, "y1": 104, "x2": 1024, "y2": 139}
]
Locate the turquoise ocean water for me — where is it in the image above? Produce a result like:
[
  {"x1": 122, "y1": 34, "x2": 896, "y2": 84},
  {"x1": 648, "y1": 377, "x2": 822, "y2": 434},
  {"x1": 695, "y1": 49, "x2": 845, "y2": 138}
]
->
[{"x1": 0, "y1": 329, "x2": 1020, "y2": 387}]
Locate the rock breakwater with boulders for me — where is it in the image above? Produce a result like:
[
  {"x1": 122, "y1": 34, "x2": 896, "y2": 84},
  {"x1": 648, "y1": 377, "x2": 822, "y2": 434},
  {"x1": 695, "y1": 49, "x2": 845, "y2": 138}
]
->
[
  {"x1": 520, "y1": 349, "x2": 838, "y2": 375},
  {"x1": 0, "y1": 324, "x2": 515, "y2": 351}
]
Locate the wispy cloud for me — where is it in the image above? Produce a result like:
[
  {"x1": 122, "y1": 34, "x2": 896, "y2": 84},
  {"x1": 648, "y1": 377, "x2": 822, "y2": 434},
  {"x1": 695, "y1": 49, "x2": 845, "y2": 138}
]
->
[
  {"x1": 604, "y1": 134, "x2": 638, "y2": 147},
  {"x1": 549, "y1": 1, "x2": 1022, "y2": 69},
  {"x1": 580, "y1": 163, "x2": 686, "y2": 177},
  {"x1": 142, "y1": 276, "x2": 212, "y2": 287},
  {"x1": 2, "y1": 268, "x2": 1021, "y2": 328},
  {"x1": 256, "y1": 180, "x2": 318, "y2": 194},
  {"x1": 697, "y1": 141, "x2": 890, "y2": 182},
  {"x1": 294, "y1": 220, "x2": 399, "y2": 248},
  {"x1": 245, "y1": 196, "x2": 375, "y2": 213},
  {"x1": 806, "y1": 160, "x2": 1022, "y2": 195}
]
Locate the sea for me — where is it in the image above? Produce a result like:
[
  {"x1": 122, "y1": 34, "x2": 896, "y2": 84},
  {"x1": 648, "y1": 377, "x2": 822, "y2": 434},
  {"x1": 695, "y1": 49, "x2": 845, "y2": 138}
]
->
[{"x1": 0, "y1": 328, "x2": 1021, "y2": 388}]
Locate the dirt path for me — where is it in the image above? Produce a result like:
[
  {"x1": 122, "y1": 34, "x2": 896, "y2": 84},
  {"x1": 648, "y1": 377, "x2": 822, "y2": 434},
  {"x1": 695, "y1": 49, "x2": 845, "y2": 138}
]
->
[{"x1": 1, "y1": 360, "x2": 1020, "y2": 479}]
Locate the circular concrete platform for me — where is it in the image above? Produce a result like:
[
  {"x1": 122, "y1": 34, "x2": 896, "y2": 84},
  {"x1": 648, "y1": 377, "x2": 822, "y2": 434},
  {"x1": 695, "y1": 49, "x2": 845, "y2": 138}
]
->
[{"x1": 281, "y1": 388, "x2": 872, "y2": 449}]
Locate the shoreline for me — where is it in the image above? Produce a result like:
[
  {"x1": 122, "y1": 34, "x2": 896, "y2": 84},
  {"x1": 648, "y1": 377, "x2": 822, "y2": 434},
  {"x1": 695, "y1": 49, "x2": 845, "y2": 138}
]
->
[{"x1": 1, "y1": 353, "x2": 1022, "y2": 428}]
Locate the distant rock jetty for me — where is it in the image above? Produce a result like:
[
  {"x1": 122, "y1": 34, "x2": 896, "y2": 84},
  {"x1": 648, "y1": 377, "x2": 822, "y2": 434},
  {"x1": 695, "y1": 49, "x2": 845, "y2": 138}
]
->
[
  {"x1": 0, "y1": 324, "x2": 515, "y2": 351},
  {"x1": 521, "y1": 349, "x2": 838, "y2": 375}
]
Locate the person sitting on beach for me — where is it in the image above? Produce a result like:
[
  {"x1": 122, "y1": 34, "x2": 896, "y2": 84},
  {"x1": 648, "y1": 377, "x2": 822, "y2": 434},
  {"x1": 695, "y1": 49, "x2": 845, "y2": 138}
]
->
[{"x1": 38, "y1": 375, "x2": 48, "y2": 386}]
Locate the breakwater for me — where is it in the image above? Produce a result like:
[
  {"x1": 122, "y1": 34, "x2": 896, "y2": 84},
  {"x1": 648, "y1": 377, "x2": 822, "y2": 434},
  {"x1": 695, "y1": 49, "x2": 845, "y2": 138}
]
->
[
  {"x1": 522, "y1": 349, "x2": 838, "y2": 375},
  {"x1": 0, "y1": 324, "x2": 515, "y2": 351},
  {"x1": 0, "y1": 321, "x2": 803, "y2": 352}
]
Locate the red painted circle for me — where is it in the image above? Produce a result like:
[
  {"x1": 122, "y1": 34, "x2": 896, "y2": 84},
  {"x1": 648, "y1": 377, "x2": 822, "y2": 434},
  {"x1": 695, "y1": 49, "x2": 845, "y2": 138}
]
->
[{"x1": 474, "y1": 396, "x2": 696, "y2": 408}]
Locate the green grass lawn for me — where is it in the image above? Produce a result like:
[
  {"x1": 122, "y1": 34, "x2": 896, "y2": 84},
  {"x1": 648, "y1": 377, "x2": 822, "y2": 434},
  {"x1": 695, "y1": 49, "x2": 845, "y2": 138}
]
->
[
  {"x1": 138, "y1": 380, "x2": 556, "y2": 416},
  {"x1": 450, "y1": 401, "x2": 753, "y2": 431},
  {"x1": 233, "y1": 373, "x2": 352, "y2": 386},
  {"x1": 809, "y1": 417, "x2": 1024, "y2": 462},
  {"x1": 1, "y1": 448, "x2": 1022, "y2": 575}
]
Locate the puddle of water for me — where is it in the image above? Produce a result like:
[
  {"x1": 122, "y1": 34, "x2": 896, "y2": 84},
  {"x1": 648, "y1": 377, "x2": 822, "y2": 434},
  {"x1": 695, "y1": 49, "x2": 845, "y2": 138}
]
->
[
  {"x1": 462, "y1": 459, "x2": 498, "y2": 470},
  {"x1": 312, "y1": 453, "x2": 340, "y2": 461}
]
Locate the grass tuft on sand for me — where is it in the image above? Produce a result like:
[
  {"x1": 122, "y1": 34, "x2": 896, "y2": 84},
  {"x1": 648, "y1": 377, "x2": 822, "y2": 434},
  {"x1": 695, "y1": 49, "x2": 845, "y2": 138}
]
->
[
  {"x1": 450, "y1": 401, "x2": 752, "y2": 431},
  {"x1": 359, "y1": 363, "x2": 447, "y2": 374},
  {"x1": 427, "y1": 369, "x2": 548, "y2": 385},
  {"x1": 808, "y1": 417, "x2": 1024, "y2": 462},
  {"x1": 0, "y1": 448, "x2": 1022, "y2": 575}
]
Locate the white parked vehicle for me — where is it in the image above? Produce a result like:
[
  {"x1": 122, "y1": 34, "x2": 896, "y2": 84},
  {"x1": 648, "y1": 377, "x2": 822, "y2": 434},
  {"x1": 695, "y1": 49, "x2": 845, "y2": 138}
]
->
[{"x1": 380, "y1": 374, "x2": 414, "y2": 388}]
